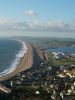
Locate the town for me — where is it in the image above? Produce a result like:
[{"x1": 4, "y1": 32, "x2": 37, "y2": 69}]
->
[{"x1": 0, "y1": 39, "x2": 75, "y2": 100}]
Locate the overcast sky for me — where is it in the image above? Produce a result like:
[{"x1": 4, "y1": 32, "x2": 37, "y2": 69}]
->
[{"x1": 0, "y1": 0, "x2": 75, "y2": 38}]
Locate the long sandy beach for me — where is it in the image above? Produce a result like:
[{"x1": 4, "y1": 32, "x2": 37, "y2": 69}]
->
[{"x1": 0, "y1": 42, "x2": 33, "y2": 81}]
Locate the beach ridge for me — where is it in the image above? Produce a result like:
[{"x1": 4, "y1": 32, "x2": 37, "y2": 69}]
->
[{"x1": 0, "y1": 42, "x2": 33, "y2": 81}]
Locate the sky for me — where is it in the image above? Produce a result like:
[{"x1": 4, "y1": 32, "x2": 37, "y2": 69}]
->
[{"x1": 0, "y1": 0, "x2": 75, "y2": 38}]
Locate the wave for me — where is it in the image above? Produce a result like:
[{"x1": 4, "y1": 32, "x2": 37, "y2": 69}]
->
[{"x1": 0, "y1": 40, "x2": 27, "y2": 77}]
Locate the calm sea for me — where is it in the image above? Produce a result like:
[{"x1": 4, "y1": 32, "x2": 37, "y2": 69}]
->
[{"x1": 49, "y1": 47, "x2": 75, "y2": 54}]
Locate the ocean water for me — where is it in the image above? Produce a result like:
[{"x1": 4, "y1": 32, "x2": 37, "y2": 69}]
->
[{"x1": 0, "y1": 39, "x2": 27, "y2": 77}]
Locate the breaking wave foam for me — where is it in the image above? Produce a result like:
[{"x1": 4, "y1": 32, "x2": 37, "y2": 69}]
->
[{"x1": 0, "y1": 40, "x2": 27, "y2": 77}]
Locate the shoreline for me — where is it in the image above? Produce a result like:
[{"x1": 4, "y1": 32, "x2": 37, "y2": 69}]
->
[
  {"x1": 0, "y1": 40, "x2": 27, "y2": 77},
  {"x1": 0, "y1": 42, "x2": 33, "y2": 81}
]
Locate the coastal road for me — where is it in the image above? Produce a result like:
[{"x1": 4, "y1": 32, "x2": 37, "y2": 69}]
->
[{"x1": 0, "y1": 84, "x2": 11, "y2": 93}]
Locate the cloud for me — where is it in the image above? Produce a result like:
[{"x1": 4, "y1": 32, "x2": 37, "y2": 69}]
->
[
  {"x1": 47, "y1": 20, "x2": 74, "y2": 32},
  {"x1": 0, "y1": 18, "x2": 75, "y2": 36},
  {"x1": 24, "y1": 10, "x2": 37, "y2": 17}
]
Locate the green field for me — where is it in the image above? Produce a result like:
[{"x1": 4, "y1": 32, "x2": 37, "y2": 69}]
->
[{"x1": 53, "y1": 58, "x2": 75, "y2": 66}]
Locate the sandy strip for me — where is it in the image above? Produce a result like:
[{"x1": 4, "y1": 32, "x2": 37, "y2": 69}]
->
[{"x1": 0, "y1": 42, "x2": 33, "y2": 81}]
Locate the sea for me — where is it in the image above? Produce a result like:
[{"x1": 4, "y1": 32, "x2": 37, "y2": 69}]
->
[{"x1": 0, "y1": 39, "x2": 27, "y2": 77}]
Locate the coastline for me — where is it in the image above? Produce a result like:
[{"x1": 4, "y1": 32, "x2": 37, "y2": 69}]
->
[{"x1": 0, "y1": 42, "x2": 33, "y2": 81}]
